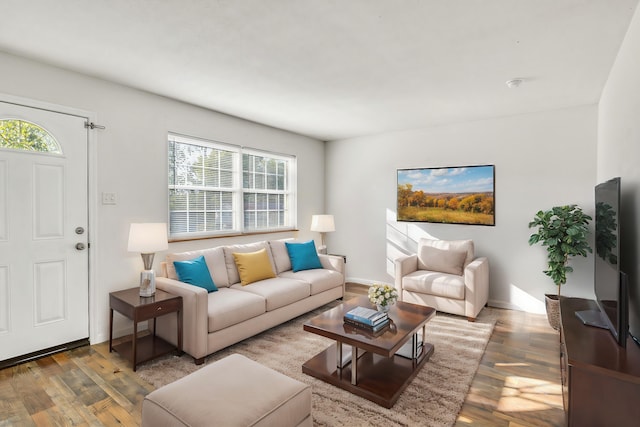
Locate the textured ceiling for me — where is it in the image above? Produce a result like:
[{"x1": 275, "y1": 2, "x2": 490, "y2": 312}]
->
[{"x1": 0, "y1": 0, "x2": 638, "y2": 141}]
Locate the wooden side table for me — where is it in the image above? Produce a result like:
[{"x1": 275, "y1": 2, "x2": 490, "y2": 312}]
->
[{"x1": 109, "y1": 287, "x2": 182, "y2": 371}]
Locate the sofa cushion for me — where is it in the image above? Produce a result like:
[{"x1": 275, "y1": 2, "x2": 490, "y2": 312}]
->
[
  {"x1": 279, "y1": 269, "x2": 343, "y2": 295},
  {"x1": 223, "y1": 241, "x2": 275, "y2": 285},
  {"x1": 173, "y1": 255, "x2": 218, "y2": 293},
  {"x1": 402, "y1": 270, "x2": 466, "y2": 300},
  {"x1": 285, "y1": 240, "x2": 323, "y2": 272},
  {"x1": 165, "y1": 246, "x2": 230, "y2": 287},
  {"x1": 418, "y1": 239, "x2": 475, "y2": 268},
  {"x1": 268, "y1": 239, "x2": 293, "y2": 274},
  {"x1": 418, "y1": 245, "x2": 467, "y2": 276},
  {"x1": 207, "y1": 288, "x2": 266, "y2": 332},
  {"x1": 231, "y1": 277, "x2": 310, "y2": 311},
  {"x1": 233, "y1": 248, "x2": 276, "y2": 286}
]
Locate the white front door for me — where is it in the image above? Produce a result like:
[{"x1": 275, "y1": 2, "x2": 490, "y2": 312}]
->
[{"x1": 0, "y1": 101, "x2": 89, "y2": 363}]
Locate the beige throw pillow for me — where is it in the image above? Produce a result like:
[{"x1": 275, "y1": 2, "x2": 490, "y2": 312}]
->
[{"x1": 418, "y1": 245, "x2": 467, "y2": 276}]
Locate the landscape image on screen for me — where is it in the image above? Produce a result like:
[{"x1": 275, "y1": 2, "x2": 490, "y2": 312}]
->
[{"x1": 397, "y1": 165, "x2": 495, "y2": 225}]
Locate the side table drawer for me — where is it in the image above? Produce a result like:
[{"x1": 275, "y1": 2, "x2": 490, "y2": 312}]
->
[{"x1": 137, "y1": 298, "x2": 182, "y2": 322}]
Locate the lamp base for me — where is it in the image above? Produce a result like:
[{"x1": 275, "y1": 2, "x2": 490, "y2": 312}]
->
[{"x1": 139, "y1": 270, "x2": 156, "y2": 297}]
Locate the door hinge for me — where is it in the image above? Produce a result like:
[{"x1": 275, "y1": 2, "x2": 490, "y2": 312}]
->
[{"x1": 84, "y1": 122, "x2": 105, "y2": 130}]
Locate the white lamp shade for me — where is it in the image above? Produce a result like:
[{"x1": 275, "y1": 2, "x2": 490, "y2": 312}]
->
[
  {"x1": 310, "y1": 215, "x2": 335, "y2": 232},
  {"x1": 127, "y1": 223, "x2": 168, "y2": 253}
]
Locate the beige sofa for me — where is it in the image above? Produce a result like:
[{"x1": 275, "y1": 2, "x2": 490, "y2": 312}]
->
[
  {"x1": 394, "y1": 238, "x2": 489, "y2": 321},
  {"x1": 153, "y1": 240, "x2": 345, "y2": 364}
]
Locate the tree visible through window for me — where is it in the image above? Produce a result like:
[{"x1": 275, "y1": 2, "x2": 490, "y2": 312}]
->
[
  {"x1": 243, "y1": 152, "x2": 288, "y2": 231},
  {"x1": 0, "y1": 119, "x2": 62, "y2": 153},
  {"x1": 168, "y1": 133, "x2": 296, "y2": 238}
]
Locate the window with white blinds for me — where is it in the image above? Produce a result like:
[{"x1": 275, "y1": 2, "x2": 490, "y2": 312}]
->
[{"x1": 168, "y1": 133, "x2": 296, "y2": 238}]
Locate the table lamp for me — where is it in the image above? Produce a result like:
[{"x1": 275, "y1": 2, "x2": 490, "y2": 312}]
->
[
  {"x1": 310, "y1": 214, "x2": 335, "y2": 253},
  {"x1": 128, "y1": 223, "x2": 168, "y2": 297}
]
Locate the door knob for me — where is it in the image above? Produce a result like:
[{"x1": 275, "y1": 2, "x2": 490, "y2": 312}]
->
[{"x1": 75, "y1": 243, "x2": 86, "y2": 250}]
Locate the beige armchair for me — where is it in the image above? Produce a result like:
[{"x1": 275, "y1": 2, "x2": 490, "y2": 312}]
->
[{"x1": 394, "y1": 239, "x2": 489, "y2": 321}]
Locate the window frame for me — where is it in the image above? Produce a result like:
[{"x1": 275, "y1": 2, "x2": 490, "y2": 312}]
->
[{"x1": 168, "y1": 133, "x2": 297, "y2": 240}]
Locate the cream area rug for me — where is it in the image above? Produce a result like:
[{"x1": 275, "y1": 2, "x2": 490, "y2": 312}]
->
[{"x1": 137, "y1": 303, "x2": 495, "y2": 427}]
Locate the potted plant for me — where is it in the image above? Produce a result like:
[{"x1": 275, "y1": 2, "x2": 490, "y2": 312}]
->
[{"x1": 528, "y1": 204, "x2": 592, "y2": 330}]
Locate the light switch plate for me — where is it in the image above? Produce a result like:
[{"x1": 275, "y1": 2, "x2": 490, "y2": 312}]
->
[{"x1": 102, "y1": 192, "x2": 117, "y2": 205}]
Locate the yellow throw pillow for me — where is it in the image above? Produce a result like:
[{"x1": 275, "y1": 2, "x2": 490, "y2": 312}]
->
[{"x1": 233, "y1": 248, "x2": 276, "y2": 286}]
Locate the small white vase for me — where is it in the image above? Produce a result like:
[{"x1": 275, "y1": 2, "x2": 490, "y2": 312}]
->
[{"x1": 377, "y1": 304, "x2": 391, "y2": 313}]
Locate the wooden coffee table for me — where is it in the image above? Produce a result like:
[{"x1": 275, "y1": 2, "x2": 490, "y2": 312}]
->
[{"x1": 302, "y1": 296, "x2": 436, "y2": 408}]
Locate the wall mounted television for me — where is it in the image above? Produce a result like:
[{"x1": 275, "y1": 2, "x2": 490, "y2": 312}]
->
[
  {"x1": 576, "y1": 177, "x2": 629, "y2": 347},
  {"x1": 397, "y1": 165, "x2": 495, "y2": 226}
]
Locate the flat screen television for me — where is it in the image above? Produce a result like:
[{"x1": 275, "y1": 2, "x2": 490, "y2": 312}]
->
[{"x1": 576, "y1": 177, "x2": 628, "y2": 347}]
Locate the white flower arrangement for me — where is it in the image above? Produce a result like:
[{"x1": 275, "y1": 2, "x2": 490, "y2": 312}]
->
[{"x1": 368, "y1": 283, "x2": 399, "y2": 308}]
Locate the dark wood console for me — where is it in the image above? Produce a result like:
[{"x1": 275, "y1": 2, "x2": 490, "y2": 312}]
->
[{"x1": 560, "y1": 297, "x2": 640, "y2": 426}]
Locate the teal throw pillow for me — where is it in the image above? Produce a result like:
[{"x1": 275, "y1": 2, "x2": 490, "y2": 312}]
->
[
  {"x1": 285, "y1": 240, "x2": 323, "y2": 272},
  {"x1": 173, "y1": 255, "x2": 218, "y2": 293}
]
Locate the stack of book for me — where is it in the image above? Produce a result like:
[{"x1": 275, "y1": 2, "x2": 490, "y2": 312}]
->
[{"x1": 343, "y1": 306, "x2": 390, "y2": 332}]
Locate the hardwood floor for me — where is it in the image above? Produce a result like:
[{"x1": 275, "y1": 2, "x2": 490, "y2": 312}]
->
[
  {"x1": 456, "y1": 307, "x2": 565, "y2": 427},
  {"x1": 0, "y1": 284, "x2": 564, "y2": 426}
]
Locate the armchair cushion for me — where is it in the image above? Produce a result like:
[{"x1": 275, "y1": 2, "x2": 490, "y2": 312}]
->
[
  {"x1": 402, "y1": 271, "x2": 466, "y2": 299},
  {"x1": 418, "y1": 245, "x2": 467, "y2": 275},
  {"x1": 418, "y1": 239, "x2": 475, "y2": 267}
]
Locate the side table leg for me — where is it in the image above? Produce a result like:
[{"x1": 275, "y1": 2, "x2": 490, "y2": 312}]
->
[
  {"x1": 109, "y1": 308, "x2": 114, "y2": 352},
  {"x1": 132, "y1": 315, "x2": 138, "y2": 372}
]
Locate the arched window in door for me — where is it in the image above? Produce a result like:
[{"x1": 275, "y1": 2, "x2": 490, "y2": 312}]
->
[{"x1": 0, "y1": 119, "x2": 62, "y2": 154}]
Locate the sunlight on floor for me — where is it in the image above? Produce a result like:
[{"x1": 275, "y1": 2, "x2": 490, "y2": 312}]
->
[
  {"x1": 497, "y1": 375, "x2": 563, "y2": 412},
  {"x1": 457, "y1": 415, "x2": 473, "y2": 423}
]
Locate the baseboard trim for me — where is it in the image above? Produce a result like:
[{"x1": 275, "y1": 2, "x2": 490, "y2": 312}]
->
[
  {"x1": 346, "y1": 277, "x2": 393, "y2": 287},
  {"x1": 488, "y1": 299, "x2": 546, "y2": 314},
  {"x1": 0, "y1": 338, "x2": 90, "y2": 370}
]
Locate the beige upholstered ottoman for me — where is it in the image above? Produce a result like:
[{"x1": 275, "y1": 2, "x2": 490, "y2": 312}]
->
[{"x1": 141, "y1": 354, "x2": 312, "y2": 427}]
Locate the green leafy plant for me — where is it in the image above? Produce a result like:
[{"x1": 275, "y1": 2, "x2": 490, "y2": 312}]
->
[{"x1": 528, "y1": 205, "x2": 592, "y2": 296}]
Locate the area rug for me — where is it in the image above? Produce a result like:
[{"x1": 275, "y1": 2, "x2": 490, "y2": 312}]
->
[{"x1": 137, "y1": 303, "x2": 495, "y2": 427}]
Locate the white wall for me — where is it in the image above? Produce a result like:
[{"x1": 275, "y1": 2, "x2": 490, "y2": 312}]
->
[
  {"x1": 598, "y1": 4, "x2": 640, "y2": 339},
  {"x1": 0, "y1": 52, "x2": 326, "y2": 343},
  {"x1": 326, "y1": 106, "x2": 597, "y2": 313}
]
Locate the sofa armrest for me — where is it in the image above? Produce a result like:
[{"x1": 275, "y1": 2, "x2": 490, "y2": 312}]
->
[
  {"x1": 155, "y1": 277, "x2": 209, "y2": 360},
  {"x1": 463, "y1": 256, "x2": 490, "y2": 319},
  {"x1": 318, "y1": 254, "x2": 345, "y2": 277},
  {"x1": 394, "y1": 254, "x2": 418, "y2": 292}
]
